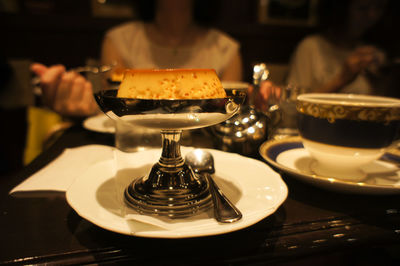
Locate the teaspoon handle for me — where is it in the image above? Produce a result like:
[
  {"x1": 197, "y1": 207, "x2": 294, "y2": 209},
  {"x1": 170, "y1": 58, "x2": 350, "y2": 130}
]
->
[{"x1": 205, "y1": 173, "x2": 242, "y2": 223}]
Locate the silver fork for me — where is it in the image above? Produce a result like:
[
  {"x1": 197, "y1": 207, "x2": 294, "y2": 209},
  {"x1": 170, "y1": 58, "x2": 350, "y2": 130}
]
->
[{"x1": 32, "y1": 63, "x2": 116, "y2": 95}]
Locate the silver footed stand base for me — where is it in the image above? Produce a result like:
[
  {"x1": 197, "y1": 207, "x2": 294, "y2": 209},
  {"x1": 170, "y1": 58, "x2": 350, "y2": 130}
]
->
[
  {"x1": 124, "y1": 130, "x2": 212, "y2": 218},
  {"x1": 124, "y1": 163, "x2": 212, "y2": 217}
]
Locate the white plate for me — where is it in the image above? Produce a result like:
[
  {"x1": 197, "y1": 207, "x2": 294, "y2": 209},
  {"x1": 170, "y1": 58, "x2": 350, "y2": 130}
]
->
[
  {"x1": 83, "y1": 113, "x2": 115, "y2": 133},
  {"x1": 66, "y1": 147, "x2": 288, "y2": 238},
  {"x1": 259, "y1": 137, "x2": 400, "y2": 195}
]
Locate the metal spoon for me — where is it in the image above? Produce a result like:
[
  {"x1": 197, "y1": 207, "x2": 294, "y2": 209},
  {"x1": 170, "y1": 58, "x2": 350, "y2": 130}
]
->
[{"x1": 185, "y1": 149, "x2": 242, "y2": 223}]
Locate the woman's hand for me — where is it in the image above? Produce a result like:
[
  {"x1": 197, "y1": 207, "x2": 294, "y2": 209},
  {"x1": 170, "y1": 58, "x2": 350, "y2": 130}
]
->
[
  {"x1": 248, "y1": 80, "x2": 281, "y2": 112},
  {"x1": 339, "y1": 45, "x2": 385, "y2": 84},
  {"x1": 317, "y1": 45, "x2": 386, "y2": 93},
  {"x1": 31, "y1": 63, "x2": 100, "y2": 117}
]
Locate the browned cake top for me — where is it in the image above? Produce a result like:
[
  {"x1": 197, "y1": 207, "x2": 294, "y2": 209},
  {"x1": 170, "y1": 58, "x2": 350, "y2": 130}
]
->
[{"x1": 117, "y1": 69, "x2": 226, "y2": 99}]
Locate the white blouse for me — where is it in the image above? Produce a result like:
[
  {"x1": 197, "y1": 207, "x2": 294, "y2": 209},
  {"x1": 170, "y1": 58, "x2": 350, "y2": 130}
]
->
[{"x1": 105, "y1": 21, "x2": 240, "y2": 79}]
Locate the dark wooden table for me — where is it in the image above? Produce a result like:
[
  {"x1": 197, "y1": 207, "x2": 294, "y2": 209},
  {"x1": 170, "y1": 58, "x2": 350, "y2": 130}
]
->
[{"x1": 1, "y1": 125, "x2": 399, "y2": 265}]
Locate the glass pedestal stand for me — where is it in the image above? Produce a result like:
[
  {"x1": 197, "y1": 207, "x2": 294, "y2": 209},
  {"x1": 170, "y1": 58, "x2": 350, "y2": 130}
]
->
[{"x1": 95, "y1": 89, "x2": 245, "y2": 217}]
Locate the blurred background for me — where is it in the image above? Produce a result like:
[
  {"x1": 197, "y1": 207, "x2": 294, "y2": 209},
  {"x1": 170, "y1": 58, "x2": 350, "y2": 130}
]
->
[
  {"x1": 2, "y1": 0, "x2": 399, "y2": 90},
  {"x1": 1, "y1": 0, "x2": 399, "y2": 175},
  {"x1": 1, "y1": 0, "x2": 323, "y2": 83}
]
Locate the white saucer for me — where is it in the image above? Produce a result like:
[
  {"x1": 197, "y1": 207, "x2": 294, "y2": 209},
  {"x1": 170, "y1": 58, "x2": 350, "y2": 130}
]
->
[
  {"x1": 83, "y1": 113, "x2": 115, "y2": 133},
  {"x1": 259, "y1": 137, "x2": 400, "y2": 195},
  {"x1": 66, "y1": 147, "x2": 287, "y2": 238}
]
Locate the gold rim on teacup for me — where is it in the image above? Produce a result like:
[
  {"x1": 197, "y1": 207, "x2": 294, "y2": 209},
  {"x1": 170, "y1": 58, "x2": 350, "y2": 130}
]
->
[{"x1": 296, "y1": 93, "x2": 400, "y2": 123}]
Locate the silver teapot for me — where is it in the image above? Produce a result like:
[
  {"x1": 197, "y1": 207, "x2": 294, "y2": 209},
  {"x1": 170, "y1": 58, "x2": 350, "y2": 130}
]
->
[
  {"x1": 211, "y1": 105, "x2": 269, "y2": 156},
  {"x1": 211, "y1": 64, "x2": 278, "y2": 156}
]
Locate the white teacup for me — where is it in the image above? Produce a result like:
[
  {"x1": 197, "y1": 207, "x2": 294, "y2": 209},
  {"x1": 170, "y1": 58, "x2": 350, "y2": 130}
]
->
[{"x1": 296, "y1": 93, "x2": 400, "y2": 181}]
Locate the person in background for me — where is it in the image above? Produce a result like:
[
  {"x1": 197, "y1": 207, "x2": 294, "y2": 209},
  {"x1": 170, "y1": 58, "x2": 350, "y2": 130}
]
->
[
  {"x1": 30, "y1": 0, "x2": 243, "y2": 118},
  {"x1": 286, "y1": 0, "x2": 388, "y2": 95},
  {"x1": 252, "y1": 0, "x2": 396, "y2": 112}
]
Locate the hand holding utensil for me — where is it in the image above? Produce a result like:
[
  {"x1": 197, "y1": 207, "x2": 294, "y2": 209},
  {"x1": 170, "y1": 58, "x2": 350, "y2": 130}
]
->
[{"x1": 32, "y1": 63, "x2": 116, "y2": 91}]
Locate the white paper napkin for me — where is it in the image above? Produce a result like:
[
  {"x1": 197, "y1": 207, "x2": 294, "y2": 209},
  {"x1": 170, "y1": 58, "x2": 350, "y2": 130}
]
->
[{"x1": 10, "y1": 144, "x2": 116, "y2": 194}]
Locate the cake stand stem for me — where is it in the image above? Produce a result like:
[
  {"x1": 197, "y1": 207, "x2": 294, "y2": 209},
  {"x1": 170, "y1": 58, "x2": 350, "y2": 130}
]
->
[{"x1": 159, "y1": 130, "x2": 184, "y2": 168}]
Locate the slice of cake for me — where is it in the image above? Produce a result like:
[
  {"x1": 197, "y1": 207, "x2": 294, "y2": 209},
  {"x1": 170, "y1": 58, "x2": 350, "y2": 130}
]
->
[{"x1": 117, "y1": 69, "x2": 226, "y2": 99}]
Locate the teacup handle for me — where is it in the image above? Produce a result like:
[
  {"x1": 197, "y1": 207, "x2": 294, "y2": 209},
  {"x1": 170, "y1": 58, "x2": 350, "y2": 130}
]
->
[{"x1": 265, "y1": 104, "x2": 282, "y2": 128}]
